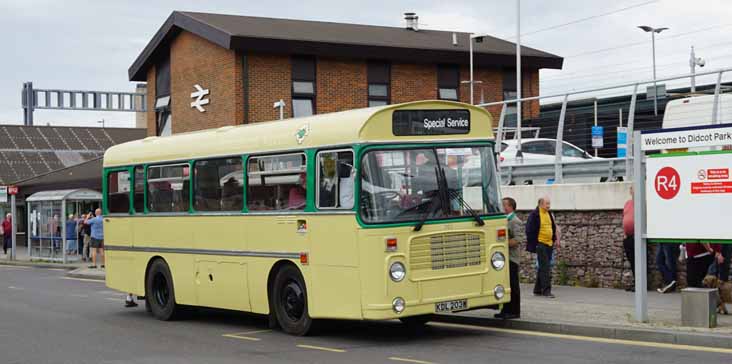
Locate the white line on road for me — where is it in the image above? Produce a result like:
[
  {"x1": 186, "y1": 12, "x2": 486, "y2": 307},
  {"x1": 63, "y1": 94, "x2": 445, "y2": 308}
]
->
[
  {"x1": 389, "y1": 357, "x2": 438, "y2": 364},
  {"x1": 432, "y1": 322, "x2": 732, "y2": 355},
  {"x1": 296, "y1": 344, "x2": 346, "y2": 353},
  {"x1": 8, "y1": 286, "x2": 24, "y2": 290},
  {"x1": 61, "y1": 277, "x2": 104, "y2": 283}
]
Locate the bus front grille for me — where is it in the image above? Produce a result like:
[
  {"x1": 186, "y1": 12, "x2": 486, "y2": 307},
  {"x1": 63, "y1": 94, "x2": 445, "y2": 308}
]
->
[{"x1": 410, "y1": 232, "x2": 485, "y2": 272}]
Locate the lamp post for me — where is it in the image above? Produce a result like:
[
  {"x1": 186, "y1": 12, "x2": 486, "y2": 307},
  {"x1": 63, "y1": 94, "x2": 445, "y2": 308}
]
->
[{"x1": 638, "y1": 25, "x2": 668, "y2": 116}]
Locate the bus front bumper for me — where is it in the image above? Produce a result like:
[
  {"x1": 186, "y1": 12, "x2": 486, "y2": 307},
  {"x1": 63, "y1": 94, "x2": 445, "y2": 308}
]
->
[{"x1": 361, "y1": 290, "x2": 510, "y2": 320}]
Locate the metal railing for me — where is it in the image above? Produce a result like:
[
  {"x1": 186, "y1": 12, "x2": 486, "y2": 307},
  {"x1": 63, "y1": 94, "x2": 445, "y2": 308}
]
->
[{"x1": 483, "y1": 67, "x2": 732, "y2": 184}]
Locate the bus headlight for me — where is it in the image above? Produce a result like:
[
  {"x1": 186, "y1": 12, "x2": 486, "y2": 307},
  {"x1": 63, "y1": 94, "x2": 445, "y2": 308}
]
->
[
  {"x1": 389, "y1": 262, "x2": 406, "y2": 282},
  {"x1": 491, "y1": 252, "x2": 506, "y2": 270},
  {"x1": 494, "y1": 285, "x2": 505, "y2": 300},
  {"x1": 392, "y1": 297, "x2": 406, "y2": 314}
]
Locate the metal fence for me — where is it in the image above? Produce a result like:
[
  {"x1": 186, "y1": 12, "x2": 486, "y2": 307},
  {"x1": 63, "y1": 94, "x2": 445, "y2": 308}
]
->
[{"x1": 484, "y1": 67, "x2": 732, "y2": 184}]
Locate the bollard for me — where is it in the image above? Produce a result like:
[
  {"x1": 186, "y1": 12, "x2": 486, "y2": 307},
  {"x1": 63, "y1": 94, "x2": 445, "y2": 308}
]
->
[{"x1": 681, "y1": 288, "x2": 717, "y2": 328}]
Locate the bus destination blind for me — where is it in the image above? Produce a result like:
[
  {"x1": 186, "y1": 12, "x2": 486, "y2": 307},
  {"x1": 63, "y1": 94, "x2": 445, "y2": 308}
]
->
[{"x1": 392, "y1": 109, "x2": 471, "y2": 136}]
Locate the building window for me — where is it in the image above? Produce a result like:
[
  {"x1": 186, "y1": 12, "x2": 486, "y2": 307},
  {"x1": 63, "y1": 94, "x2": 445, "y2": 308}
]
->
[
  {"x1": 107, "y1": 170, "x2": 130, "y2": 214},
  {"x1": 503, "y1": 69, "x2": 518, "y2": 125},
  {"x1": 247, "y1": 153, "x2": 307, "y2": 211},
  {"x1": 316, "y1": 150, "x2": 354, "y2": 209},
  {"x1": 147, "y1": 164, "x2": 190, "y2": 213},
  {"x1": 368, "y1": 61, "x2": 390, "y2": 107},
  {"x1": 193, "y1": 158, "x2": 244, "y2": 212},
  {"x1": 292, "y1": 57, "x2": 315, "y2": 117},
  {"x1": 155, "y1": 53, "x2": 172, "y2": 136},
  {"x1": 133, "y1": 166, "x2": 145, "y2": 213},
  {"x1": 438, "y1": 64, "x2": 459, "y2": 101}
]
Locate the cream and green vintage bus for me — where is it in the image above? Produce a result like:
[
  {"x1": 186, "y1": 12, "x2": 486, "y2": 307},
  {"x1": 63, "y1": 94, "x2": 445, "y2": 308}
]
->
[{"x1": 103, "y1": 100, "x2": 509, "y2": 335}]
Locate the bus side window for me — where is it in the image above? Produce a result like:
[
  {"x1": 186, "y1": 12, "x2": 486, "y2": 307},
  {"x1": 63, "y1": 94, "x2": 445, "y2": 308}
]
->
[
  {"x1": 147, "y1": 164, "x2": 190, "y2": 213},
  {"x1": 107, "y1": 170, "x2": 131, "y2": 213},
  {"x1": 193, "y1": 158, "x2": 243, "y2": 212},
  {"x1": 247, "y1": 153, "x2": 306, "y2": 211},
  {"x1": 316, "y1": 150, "x2": 354, "y2": 209},
  {"x1": 133, "y1": 166, "x2": 145, "y2": 213}
]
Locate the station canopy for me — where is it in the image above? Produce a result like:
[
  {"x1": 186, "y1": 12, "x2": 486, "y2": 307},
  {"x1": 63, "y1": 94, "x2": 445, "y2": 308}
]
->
[{"x1": 25, "y1": 189, "x2": 102, "y2": 202}]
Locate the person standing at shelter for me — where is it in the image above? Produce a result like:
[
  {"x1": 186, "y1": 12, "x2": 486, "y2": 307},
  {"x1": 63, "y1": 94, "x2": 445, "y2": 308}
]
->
[
  {"x1": 85, "y1": 209, "x2": 105, "y2": 269},
  {"x1": 65, "y1": 214, "x2": 78, "y2": 256},
  {"x1": 2, "y1": 213, "x2": 12, "y2": 255},
  {"x1": 526, "y1": 197, "x2": 557, "y2": 298},
  {"x1": 496, "y1": 197, "x2": 524, "y2": 319},
  {"x1": 81, "y1": 212, "x2": 92, "y2": 262},
  {"x1": 685, "y1": 242, "x2": 722, "y2": 288},
  {"x1": 622, "y1": 187, "x2": 636, "y2": 292}
]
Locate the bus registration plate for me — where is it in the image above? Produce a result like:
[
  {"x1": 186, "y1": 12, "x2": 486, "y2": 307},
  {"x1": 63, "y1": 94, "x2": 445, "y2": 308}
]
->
[{"x1": 434, "y1": 299, "x2": 467, "y2": 313}]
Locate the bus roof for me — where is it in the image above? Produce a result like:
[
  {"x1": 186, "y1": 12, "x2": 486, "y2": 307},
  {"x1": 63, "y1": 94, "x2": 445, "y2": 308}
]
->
[{"x1": 103, "y1": 100, "x2": 494, "y2": 167}]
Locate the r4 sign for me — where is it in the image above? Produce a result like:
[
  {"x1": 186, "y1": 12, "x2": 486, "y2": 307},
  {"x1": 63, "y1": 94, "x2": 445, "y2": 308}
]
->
[{"x1": 655, "y1": 167, "x2": 680, "y2": 200}]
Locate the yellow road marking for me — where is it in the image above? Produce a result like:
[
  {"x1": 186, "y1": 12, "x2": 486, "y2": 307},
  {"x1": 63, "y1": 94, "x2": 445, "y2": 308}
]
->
[
  {"x1": 433, "y1": 322, "x2": 732, "y2": 355},
  {"x1": 296, "y1": 344, "x2": 346, "y2": 353},
  {"x1": 47, "y1": 268, "x2": 67, "y2": 272},
  {"x1": 222, "y1": 329, "x2": 271, "y2": 342},
  {"x1": 61, "y1": 277, "x2": 104, "y2": 283},
  {"x1": 389, "y1": 357, "x2": 437, "y2": 364}
]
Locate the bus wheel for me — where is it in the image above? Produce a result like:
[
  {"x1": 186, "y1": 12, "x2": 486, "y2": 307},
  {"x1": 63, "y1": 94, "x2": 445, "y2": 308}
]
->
[
  {"x1": 145, "y1": 259, "x2": 180, "y2": 321},
  {"x1": 272, "y1": 265, "x2": 313, "y2": 336},
  {"x1": 399, "y1": 315, "x2": 431, "y2": 329}
]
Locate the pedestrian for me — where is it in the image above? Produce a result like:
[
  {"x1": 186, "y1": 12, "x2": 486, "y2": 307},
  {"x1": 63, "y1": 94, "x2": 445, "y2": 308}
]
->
[
  {"x1": 81, "y1": 212, "x2": 92, "y2": 262},
  {"x1": 496, "y1": 197, "x2": 523, "y2": 319},
  {"x1": 656, "y1": 242, "x2": 680, "y2": 293},
  {"x1": 720, "y1": 244, "x2": 731, "y2": 283},
  {"x1": 84, "y1": 208, "x2": 105, "y2": 269},
  {"x1": 76, "y1": 215, "x2": 84, "y2": 256},
  {"x1": 2, "y1": 213, "x2": 11, "y2": 255},
  {"x1": 685, "y1": 242, "x2": 722, "y2": 288},
  {"x1": 526, "y1": 197, "x2": 557, "y2": 298},
  {"x1": 622, "y1": 186, "x2": 635, "y2": 292},
  {"x1": 65, "y1": 214, "x2": 78, "y2": 255}
]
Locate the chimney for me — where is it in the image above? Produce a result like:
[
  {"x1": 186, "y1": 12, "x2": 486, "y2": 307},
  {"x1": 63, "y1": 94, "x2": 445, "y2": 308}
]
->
[{"x1": 404, "y1": 12, "x2": 419, "y2": 31}]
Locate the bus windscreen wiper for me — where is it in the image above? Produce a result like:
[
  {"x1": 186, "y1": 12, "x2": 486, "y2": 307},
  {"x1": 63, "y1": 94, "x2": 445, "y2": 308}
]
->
[
  {"x1": 413, "y1": 166, "x2": 449, "y2": 232},
  {"x1": 447, "y1": 189, "x2": 485, "y2": 227}
]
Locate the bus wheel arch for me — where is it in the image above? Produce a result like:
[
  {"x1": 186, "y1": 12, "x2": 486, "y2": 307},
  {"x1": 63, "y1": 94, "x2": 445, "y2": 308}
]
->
[{"x1": 267, "y1": 261, "x2": 313, "y2": 336}]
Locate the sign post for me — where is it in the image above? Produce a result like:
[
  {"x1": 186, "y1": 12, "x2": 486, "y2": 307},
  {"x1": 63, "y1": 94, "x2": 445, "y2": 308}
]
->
[
  {"x1": 632, "y1": 131, "x2": 648, "y2": 322},
  {"x1": 591, "y1": 126, "x2": 604, "y2": 157}
]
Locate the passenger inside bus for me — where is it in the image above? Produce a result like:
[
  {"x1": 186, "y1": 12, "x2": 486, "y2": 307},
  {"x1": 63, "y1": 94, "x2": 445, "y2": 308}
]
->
[{"x1": 287, "y1": 173, "x2": 307, "y2": 209}]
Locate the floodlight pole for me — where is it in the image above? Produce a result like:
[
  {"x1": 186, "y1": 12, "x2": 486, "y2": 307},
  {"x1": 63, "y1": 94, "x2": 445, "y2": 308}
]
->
[
  {"x1": 516, "y1": 0, "x2": 523, "y2": 159},
  {"x1": 469, "y1": 37, "x2": 474, "y2": 104}
]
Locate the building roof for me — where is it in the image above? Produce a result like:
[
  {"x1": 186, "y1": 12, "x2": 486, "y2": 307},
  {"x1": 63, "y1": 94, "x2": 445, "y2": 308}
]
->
[
  {"x1": 0, "y1": 125, "x2": 146, "y2": 185},
  {"x1": 129, "y1": 11, "x2": 563, "y2": 81},
  {"x1": 104, "y1": 100, "x2": 494, "y2": 167}
]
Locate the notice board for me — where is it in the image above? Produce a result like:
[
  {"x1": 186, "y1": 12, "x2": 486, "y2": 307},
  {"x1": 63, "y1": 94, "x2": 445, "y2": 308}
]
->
[{"x1": 645, "y1": 151, "x2": 732, "y2": 240}]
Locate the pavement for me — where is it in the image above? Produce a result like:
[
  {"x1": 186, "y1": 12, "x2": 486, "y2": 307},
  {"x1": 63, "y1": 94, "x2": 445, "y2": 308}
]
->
[{"x1": 1, "y1": 265, "x2": 730, "y2": 364}]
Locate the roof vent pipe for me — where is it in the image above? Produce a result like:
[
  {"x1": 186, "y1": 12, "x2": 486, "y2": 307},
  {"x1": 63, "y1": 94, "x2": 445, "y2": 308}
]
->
[{"x1": 404, "y1": 12, "x2": 419, "y2": 31}]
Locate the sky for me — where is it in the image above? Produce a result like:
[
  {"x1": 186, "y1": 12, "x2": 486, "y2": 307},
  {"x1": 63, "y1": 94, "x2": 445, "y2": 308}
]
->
[{"x1": 2, "y1": 0, "x2": 732, "y2": 128}]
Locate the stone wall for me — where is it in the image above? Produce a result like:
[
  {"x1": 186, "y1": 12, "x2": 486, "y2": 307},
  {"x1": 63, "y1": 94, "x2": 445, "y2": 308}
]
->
[{"x1": 514, "y1": 209, "x2": 687, "y2": 290}]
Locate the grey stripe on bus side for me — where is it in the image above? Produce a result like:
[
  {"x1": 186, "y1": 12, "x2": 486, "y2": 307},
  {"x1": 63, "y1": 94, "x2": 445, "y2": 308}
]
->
[{"x1": 104, "y1": 245, "x2": 300, "y2": 259}]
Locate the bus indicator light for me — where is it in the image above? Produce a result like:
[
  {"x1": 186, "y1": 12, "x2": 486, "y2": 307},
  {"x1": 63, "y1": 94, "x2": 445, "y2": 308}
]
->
[
  {"x1": 385, "y1": 238, "x2": 398, "y2": 252},
  {"x1": 496, "y1": 228, "x2": 507, "y2": 241},
  {"x1": 300, "y1": 253, "x2": 309, "y2": 265}
]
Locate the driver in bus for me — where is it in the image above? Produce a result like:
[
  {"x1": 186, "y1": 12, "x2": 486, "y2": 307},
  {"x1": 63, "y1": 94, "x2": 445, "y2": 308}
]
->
[{"x1": 288, "y1": 172, "x2": 307, "y2": 209}]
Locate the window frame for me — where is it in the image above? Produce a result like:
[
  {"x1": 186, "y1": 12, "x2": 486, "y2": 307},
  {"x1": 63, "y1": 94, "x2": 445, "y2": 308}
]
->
[
  {"x1": 315, "y1": 148, "x2": 355, "y2": 210},
  {"x1": 146, "y1": 162, "x2": 192, "y2": 214},
  {"x1": 437, "y1": 64, "x2": 460, "y2": 101},
  {"x1": 192, "y1": 157, "x2": 246, "y2": 213},
  {"x1": 291, "y1": 56, "x2": 316, "y2": 118},
  {"x1": 367, "y1": 61, "x2": 390, "y2": 107},
  {"x1": 105, "y1": 167, "x2": 133, "y2": 215},
  {"x1": 246, "y1": 152, "x2": 309, "y2": 212}
]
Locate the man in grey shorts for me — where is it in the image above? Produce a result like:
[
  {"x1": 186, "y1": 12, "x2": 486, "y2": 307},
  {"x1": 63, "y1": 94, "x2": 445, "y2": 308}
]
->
[{"x1": 84, "y1": 208, "x2": 105, "y2": 269}]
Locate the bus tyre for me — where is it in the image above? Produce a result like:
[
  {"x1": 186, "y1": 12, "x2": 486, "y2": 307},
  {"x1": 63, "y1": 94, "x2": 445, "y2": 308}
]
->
[
  {"x1": 272, "y1": 265, "x2": 312, "y2": 336},
  {"x1": 399, "y1": 315, "x2": 431, "y2": 330},
  {"x1": 145, "y1": 259, "x2": 180, "y2": 321}
]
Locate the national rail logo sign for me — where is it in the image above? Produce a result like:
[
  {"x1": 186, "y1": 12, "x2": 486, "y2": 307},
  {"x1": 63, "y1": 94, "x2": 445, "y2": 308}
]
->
[{"x1": 654, "y1": 166, "x2": 681, "y2": 200}]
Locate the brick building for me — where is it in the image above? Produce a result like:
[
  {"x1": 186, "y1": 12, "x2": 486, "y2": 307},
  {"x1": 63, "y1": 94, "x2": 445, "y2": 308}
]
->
[{"x1": 129, "y1": 11, "x2": 563, "y2": 136}]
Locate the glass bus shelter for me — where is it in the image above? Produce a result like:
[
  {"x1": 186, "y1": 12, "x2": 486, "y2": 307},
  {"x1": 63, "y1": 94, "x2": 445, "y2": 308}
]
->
[{"x1": 26, "y1": 189, "x2": 101, "y2": 263}]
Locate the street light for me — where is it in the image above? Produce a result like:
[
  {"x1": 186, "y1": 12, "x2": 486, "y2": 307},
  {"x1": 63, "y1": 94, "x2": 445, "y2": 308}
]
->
[{"x1": 638, "y1": 25, "x2": 669, "y2": 116}]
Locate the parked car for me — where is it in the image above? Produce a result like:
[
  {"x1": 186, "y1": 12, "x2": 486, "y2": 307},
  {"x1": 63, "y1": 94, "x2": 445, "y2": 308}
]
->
[{"x1": 498, "y1": 138, "x2": 601, "y2": 184}]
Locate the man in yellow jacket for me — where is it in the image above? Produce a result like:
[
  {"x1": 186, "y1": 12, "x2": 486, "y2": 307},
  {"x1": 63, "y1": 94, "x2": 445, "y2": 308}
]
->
[{"x1": 525, "y1": 197, "x2": 557, "y2": 298}]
